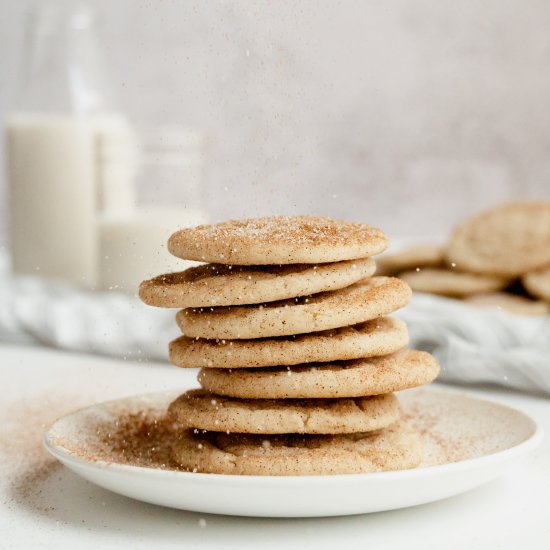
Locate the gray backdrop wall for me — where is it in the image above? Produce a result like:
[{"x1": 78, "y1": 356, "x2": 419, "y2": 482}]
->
[{"x1": 1, "y1": 0, "x2": 550, "y2": 244}]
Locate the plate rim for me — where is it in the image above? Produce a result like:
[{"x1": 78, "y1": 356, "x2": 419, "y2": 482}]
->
[{"x1": 43, "y1": 385, "x2": 543, "y2": 484}]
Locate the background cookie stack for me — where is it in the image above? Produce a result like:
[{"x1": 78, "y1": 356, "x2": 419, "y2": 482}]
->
[
  {"x1": 140, "y1": 216, "x2": 440, "y2": 475},
  {"x1": 377, "y1": 201, "x2": 550, "y2": 316}
]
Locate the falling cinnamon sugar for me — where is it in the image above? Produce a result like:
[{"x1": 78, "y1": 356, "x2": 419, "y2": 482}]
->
[{"x1": 0, "y1": 393, "x2": 89, "y2": 515}]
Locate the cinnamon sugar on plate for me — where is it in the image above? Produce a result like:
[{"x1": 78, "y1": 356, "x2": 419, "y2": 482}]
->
[
  {"x1": 44, "y1": 387, "x2": 537, "y2": 474},
  {"x1": 88, "y1": 411, "x2": 182, "y2": 469},
  {"x1": 46, "y1": 393, "x2": 184, "y2": 471}
]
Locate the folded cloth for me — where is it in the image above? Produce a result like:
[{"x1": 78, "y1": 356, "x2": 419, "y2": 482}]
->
[
  {"x1": 0, "y1": 265, "x2": 177, "y2": 361},
  {"x1": 399, "y1": 293, "x2": 550, "y2": 396}
]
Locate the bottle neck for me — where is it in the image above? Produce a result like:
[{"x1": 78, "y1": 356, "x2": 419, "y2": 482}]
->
[{"x1": 15, "y1": 4, "x2": 115, "y2": 115}]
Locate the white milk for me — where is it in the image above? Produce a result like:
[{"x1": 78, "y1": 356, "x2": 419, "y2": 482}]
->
[
  {"x1": 6, "y1": 113, "x2": 132, "y2": 287},
  {"x1": 98, "y1": 207, "x2": 208, "y2": 292}
]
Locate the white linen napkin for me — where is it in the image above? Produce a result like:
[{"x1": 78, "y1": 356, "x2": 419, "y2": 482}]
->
[
  {"x1": 399, "y1": 293, "x2": 550, "y2": 396},
  {"x1": 0, "y1": 270, "x2": 177, "y2": 361}
]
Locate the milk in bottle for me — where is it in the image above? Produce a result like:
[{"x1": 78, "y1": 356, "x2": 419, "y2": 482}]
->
[{"x1": 6, "y1": 4, "x2": 132, "y2": 287}]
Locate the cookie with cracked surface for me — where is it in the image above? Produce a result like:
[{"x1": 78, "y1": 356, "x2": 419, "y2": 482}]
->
[
  {"x1": 171, "y1": 421, "x2": 422, "y2": 475},
  {"x1": 168, "y1": 390, "x2": 400, "y2": 434},
  {"x1": 399, "y1": 268, "x2": 508, "y2": 297},
  {"x1": 169, "y1": 317, "x2": 408, "y2": 369},
  {"x1": 139, "y1": 257, "x2": 375, "y2": 308},
  {"x1": 198, "y1": 349, "x2": 439, "y2": 399},
  {"x1": 446, "y1": 201, "x2": 550, "y2": 277},
  {"x1": 167, "y1": 215, "x2": 388, "y2": 265},
  {"x1": 177, "y1": 276, "x2": 412, "y2": 339}
]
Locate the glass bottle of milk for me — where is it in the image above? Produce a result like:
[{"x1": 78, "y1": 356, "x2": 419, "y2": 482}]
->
[{"x1": 6, "y1": 4, "x2": 132, "y2": 287}]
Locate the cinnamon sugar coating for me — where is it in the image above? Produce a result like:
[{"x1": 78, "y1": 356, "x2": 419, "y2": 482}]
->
[
  {"x1": 168, "y1": 215, "x2": 388, "y2": 265},
  {"x1": 139, "y1": 257, "x2": 375, "y2": 308},
  {"x1": 168, "y1": 390, "x2": 400, "y2": 434},
  {"x1": 169, "y1": 316, "x2": 408, "y2": 369},
  {"x1": 177, "y1": 276, "x2": 412, "y2": 339},
  {"x1": 171, "y1": 421, "x2": 422, "y2": 475},
  {"x1": 198, "y1": 349, "x2": 440, "y2": 399}
]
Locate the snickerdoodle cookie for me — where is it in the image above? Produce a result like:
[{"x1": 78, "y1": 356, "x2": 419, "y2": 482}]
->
[
  {"x1": 464, "y1": 292, "x2": 550, "y2": 315},
  {"x1": 171, "y1": 421, "x2": 422, "y2": 475},
  {"x1": 446, "y1": 201, "x2": 550, "y2": 277},
  {"x1": 139, "y1": 257, "x2": 375, "y2": 308},
  {"x1": 198, "y1": 349, "x2": 439, "y2": 399},
  {"x1": 168, "y1": 216, "x2": 388, "y2": 265},
  {"x1": 168, "y1": 390, "x2": 400, "y2": 434},
  {"x1": 177, "y1": 277, "x2": 412, "y2": 339},
  {"x1": 376, "y1": 244, "x2": 443, "y2": 276},
  {"x1": 169, "y1": 317, "x2": 408, "y2": 369},
  {"x1": 400, "y1": 268, "x2": 508, "y2": 297}
]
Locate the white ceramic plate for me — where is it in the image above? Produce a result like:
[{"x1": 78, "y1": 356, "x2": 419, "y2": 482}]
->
[{"x1": 44, "y1": 386, "x2": 541, "y2": 518}]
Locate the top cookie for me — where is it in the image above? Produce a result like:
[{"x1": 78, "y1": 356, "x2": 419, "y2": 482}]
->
[
  {"x1": 167, "y1": 216, "x2": 388, "y2": 265},
  {"x1": 446, "y1": 201, "x2": 550, "y2": 277}
]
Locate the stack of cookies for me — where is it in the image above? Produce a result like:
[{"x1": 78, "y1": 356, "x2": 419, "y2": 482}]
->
[
  {"x1": 139, "y1": 216, "x2": 440, "y2": 475},
  {"x1": 377, "y1": 201, "x2": 550, "y2": 316}
]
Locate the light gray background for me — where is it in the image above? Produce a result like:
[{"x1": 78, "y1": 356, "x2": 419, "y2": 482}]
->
[{"x1": 1, "y1": 0, "x2": 550, "y2": 244}]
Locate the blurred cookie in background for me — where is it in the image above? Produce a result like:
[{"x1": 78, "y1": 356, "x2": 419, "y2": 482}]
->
[
  {"x1": 375, "y1": 244, "x2": 444, "y2": 276},
  {"x1": 381, "y1": 200, "x2": 550, "y2": 313},
  {"x1": 464, "y1": 292, "x2": 550, "y2": 316},
  {"x1": 400, "y1": 268, "x2": 508, "y2": 298},
  {"x1": 446, "y1": 201, "x2": 550, "y2": 277}
]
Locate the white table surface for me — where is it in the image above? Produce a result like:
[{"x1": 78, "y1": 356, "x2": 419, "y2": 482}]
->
[{"x1": 1, "y1": 344, "x2": 549, "y2": 550}]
